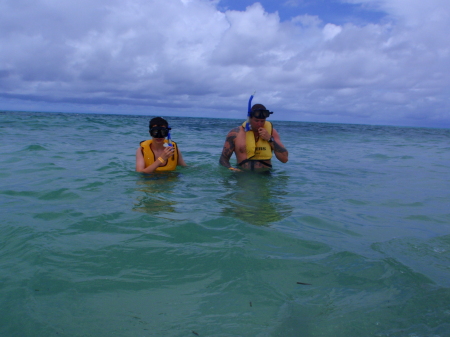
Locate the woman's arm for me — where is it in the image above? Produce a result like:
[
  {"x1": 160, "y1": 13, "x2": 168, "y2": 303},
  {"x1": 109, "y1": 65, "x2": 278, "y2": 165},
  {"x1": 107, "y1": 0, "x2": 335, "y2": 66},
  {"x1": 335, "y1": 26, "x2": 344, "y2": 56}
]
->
[
  {"x1": 177, "y1": 149, "x2": 187, "y2": 167},
  {"x1": 135, "y1": 146, "x2": 175, "y2": 174}
]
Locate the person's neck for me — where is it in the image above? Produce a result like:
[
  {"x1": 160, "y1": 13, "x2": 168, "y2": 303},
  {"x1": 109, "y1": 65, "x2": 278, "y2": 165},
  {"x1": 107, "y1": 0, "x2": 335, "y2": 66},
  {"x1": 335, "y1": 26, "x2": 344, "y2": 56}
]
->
[{"x1": 151, "y1": 140, "x2": 165, "y2": 150}]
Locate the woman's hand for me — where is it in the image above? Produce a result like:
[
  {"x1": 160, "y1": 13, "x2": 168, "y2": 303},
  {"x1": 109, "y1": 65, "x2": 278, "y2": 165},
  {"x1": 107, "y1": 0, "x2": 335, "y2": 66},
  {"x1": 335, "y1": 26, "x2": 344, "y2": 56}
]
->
[{"x1": 160, "y1": 146, "x2": 175, "y2": 161}]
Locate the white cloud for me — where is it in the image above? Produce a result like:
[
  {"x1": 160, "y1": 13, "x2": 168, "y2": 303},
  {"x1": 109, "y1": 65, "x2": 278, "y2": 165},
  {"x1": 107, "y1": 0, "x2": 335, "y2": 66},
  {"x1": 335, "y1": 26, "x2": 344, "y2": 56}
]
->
[
  {"x1": 0, "y1": 0, "x2": 449, "y2": 127},
  {"x1": 322, "y1": 23, "x2": 342, "y2": 41}
]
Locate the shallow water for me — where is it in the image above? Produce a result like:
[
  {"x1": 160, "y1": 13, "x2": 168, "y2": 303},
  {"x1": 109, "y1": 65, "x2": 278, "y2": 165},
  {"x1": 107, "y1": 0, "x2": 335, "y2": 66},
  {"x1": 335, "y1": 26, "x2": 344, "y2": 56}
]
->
[{"x1": 1, "y1": 111, "x2": 450, "y2": 336}]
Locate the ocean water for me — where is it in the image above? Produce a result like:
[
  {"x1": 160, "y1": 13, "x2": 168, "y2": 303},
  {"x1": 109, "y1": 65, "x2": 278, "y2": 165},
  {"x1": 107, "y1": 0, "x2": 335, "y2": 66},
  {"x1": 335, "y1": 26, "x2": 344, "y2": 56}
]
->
[{"x1": 1, "y1": 111, "x2": 450, "y2": 337}]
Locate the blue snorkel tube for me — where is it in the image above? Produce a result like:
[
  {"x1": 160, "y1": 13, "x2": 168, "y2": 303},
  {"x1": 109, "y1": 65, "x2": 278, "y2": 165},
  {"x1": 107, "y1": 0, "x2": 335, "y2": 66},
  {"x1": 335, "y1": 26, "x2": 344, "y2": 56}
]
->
[
  {"x1": 245, "y1": 91, "x2": 256, "y2": 131},
  {"x1": 167, "y1": 125, "x2": 173, "y2": 147}
]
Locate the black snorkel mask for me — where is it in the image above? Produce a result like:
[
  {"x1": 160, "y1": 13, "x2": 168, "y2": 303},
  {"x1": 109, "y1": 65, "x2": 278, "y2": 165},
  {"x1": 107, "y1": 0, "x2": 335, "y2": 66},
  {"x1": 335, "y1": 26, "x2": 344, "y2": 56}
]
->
[
  {"x1": 150, "y1": 126, "x2": 171, "y2": 138},
  {"x1": 251, "y1": 108, "x2": 273, "y2": 119}
]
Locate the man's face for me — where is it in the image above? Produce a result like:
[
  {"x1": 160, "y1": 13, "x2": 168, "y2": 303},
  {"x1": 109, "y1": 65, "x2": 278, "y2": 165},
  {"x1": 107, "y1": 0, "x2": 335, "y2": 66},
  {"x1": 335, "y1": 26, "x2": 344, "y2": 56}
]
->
[{"x1": 250, "y1": 116, "x2": 266, "y2": 130}]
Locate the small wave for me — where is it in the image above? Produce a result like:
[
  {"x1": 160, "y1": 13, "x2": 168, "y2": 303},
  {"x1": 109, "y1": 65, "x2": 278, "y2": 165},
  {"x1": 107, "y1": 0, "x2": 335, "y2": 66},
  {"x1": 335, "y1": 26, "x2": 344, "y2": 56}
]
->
[
  {"x1": 78, "y1": 181, "x2": 105, "y2": 191},
  {"x1": 365, "y1": 153, "x2": 390, "y2": 160},
  {"x1": 383, "y1": 201, "x2": 424, "y2": 207},
  {"x1": 21, "y1": 144, "x2": 47, "y2": 151},
  {"x1": 1, "y1": 190, "x2": 40, "y2": 197},
  {"x1": 38, "y1": 188, "x2": 80, "y2": 201},
  {"x1": 405, "y1": 214, "x2": 440, "y2": 222},
  {"x1": 345, "y1": 198, "x2": 369, "y2": 205},
  {"x1": 33, "y1": 212, "x2": 65, "y2": 220}
]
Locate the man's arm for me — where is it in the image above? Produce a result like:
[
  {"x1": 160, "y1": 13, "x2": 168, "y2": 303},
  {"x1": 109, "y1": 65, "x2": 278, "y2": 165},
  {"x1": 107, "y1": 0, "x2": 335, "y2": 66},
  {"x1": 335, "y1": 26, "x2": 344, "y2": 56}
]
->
[
  {"x1": 219, "y1": 127, "x2": 239, "y2": 168},
  {"x1": 271, "y1": 128, "x2": 288, "y2": 163}
]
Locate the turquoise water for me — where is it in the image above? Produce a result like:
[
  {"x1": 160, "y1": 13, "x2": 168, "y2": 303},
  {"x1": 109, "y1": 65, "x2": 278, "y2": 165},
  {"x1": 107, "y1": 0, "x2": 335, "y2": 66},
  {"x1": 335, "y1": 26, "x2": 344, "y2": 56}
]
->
[{"x1": 1, "y1": 111, "x2": 450, "y2": 336}]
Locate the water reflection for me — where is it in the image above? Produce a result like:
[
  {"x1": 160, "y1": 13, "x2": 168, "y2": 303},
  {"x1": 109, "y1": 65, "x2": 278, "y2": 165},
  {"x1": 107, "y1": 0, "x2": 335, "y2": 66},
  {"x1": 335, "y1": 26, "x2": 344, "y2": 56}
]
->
[
  {"x1": 218, "y1": 171, "x2": 293, "y2": 226},
  {"x1": 132, "y1": 172, "x2": 180, "y2": 214}
]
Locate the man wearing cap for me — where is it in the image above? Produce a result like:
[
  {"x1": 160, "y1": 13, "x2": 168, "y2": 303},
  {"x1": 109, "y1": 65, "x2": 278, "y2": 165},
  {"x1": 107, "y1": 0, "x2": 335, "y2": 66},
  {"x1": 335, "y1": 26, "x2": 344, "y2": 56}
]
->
[{"x1": 219, "y1": 104, "x2": 288, "y2": 172}]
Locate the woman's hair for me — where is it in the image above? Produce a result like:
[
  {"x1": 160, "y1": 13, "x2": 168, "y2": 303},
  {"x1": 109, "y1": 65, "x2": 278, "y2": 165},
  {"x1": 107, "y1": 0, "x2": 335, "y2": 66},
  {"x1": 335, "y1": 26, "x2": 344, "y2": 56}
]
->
[{"x1": 149, "y1": 117, "x2": 168, "y2": 129}]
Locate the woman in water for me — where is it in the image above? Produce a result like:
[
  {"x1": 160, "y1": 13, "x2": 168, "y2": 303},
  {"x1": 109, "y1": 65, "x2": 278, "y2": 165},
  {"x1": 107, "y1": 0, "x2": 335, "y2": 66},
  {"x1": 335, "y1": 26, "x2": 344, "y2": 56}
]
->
[{"x1": 135, "y1": 117, "x2": 187, "y2": 174}]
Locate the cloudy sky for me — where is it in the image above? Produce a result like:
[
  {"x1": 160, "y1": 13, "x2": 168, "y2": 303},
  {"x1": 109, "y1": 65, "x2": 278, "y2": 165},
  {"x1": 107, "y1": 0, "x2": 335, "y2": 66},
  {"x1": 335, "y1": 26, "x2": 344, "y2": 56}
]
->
[{"x1": 1, "y1": 0, "x2": 449, "y2": 127}]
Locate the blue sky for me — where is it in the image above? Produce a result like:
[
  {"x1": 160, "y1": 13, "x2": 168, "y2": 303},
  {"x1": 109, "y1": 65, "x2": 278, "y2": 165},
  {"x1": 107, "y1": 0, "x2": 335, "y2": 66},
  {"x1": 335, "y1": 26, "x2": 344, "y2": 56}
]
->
[
  {"x1": 219, "y1": 0, "x2": 385, "y2": 25},
  {"x1": 1, "y1": 0, "x2": 449, "y2": 127}
]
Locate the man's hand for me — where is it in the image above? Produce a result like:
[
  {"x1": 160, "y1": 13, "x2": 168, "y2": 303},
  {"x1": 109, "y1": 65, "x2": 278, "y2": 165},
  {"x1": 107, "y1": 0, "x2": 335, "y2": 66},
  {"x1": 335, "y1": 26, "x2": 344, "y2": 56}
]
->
[{"x1": 258, "y1": 127, "x2": 271, "y2": 141}]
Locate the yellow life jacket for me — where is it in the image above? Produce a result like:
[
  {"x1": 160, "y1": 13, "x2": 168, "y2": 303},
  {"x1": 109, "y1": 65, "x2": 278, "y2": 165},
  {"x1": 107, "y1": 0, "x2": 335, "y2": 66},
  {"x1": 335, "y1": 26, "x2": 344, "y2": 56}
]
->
[
  {"x1": 140, "y1": 139, "x2": 178, "y2": 171},
  {"x1": 242, "y1": 121, "x2": 273, "y2": 160}
]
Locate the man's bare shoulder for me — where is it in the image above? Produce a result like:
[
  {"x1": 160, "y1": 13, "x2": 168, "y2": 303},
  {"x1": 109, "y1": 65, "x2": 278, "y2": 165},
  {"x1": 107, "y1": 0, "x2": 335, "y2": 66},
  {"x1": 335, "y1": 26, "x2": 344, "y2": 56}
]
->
[
  {"x1": 224, "y1": 126, "x2": 242, "y2": 142},
  {"x1": 227, "y1": 126, "x2": 241, "y2": 135}
]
